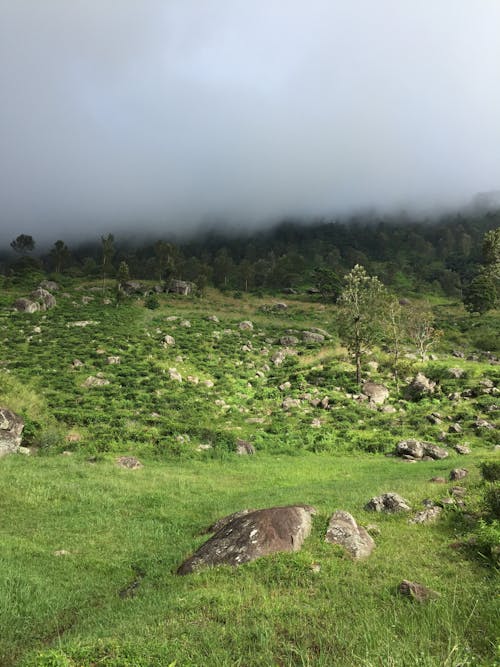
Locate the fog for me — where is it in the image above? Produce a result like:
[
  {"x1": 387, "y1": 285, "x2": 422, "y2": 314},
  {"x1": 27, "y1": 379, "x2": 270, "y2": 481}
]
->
[{"x1": 1, "y1": 1, "x2": 500, "y2": 245}]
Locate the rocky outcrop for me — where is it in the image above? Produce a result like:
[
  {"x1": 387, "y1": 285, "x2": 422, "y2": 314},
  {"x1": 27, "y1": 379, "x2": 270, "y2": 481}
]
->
[
  {"x1": 168, "y1": 279, "x2": 193, "y2": 295},
  {"x1": 177, "y1": 505, "x2": 316, "y2": 574},
  {"x1": 0, "y1": 408, "x2": 24, "y2": 457},
  {"x1": 13, "y1": 298, "x2": 39, "y2": 313},
  {"x1": 82, "y1": 375, "x2": 110, "y2": 388},
  {"x1": 365, "y1": 493, "x2": 411, "y2": 513},
  {"x1": 39, "y1": 280, "x2": 59, "y2": 291},
  {"x1": 362, "y1": 382, "x2": 389, "y2": 405},
  {"x1": 116, "y1": 456, "x2": 143, "y2": 469},
  {"x1": 302, "y1": 331, "x2": 324, "y2": 344},
  {"x1": 30, "y1": 288, "x2": 56, "y2": 310},
  {"x1": 325, "y1": 511, "x2": 375, "y2": 559}
]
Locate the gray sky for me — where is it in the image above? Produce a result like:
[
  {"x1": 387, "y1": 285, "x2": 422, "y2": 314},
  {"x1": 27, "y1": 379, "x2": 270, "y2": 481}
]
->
[{"x1": 1, "y1": 0, "x2": 500, "y2": 244}]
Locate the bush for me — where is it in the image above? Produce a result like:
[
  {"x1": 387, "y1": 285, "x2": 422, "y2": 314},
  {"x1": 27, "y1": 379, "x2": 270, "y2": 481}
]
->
[
  {"x1": 144, "y1": 294, "x2": 160, "y2": 310},
  {"x1": 480, "y1": 461, "x2": 500, "y2": 483}
]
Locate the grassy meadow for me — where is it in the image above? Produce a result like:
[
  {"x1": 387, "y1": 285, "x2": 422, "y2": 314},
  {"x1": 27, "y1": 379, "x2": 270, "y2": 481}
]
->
[{"x1": 0, "y1": 280, "x2": 499, "y2": 666}]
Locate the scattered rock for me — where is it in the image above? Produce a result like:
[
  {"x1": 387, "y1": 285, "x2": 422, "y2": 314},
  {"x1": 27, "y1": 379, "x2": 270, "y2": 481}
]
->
[
  {"x1": 208, "y1": 315, "x2": 219, "y2": 322},
  {"x1": 53, "y1": 550, "x2": 71, "y2": 557},
  {"x1": 39, "y1": 280, "x2": 59, "y2": 291},
  {"x1": 163, "y1": 335, "x2": 175, "y2": 346},
  {"x1": 236, "y1": 439, "x2": 255, "y2": 455},
  {"x1": 279, "y1": 381, "x2": 291, "y2": 391},
  {"x1": 13, "y1": 298, "x2": 39, "y2": 313},
  {"x1": 365, "y1": 493, "x2": 411, "y2": 513},
  {"x1": 280, "y1": 336, "x2": 299, "y2": 346},
  {"x1": 427, "y1": 412, "x2": 442, "y2": 425},
  {"x1": 380, "y1": 405, "x2": 397, "y2": 414},
  {"x1": 409, "y1": 506, "x2": 442, "y2": 524},
  {"x1": 404, "y1": 373, "x2": 436, "y2": 400},
  {"x1": 238, "y1": 321, "x2": 253, "y2": 330},
  {"x1": 450, "y1": 468, "x2": 468, "y2": 481},
  {"x1": 168, "y1": 279, "x2": 193, "y2": 295},
  {"x1": 362, "y1": 382, "x2": 389, "y2": 405},
  {"x1": 448, "y1": 367, "x2": 465, "y2": 379},
  {"x1": 116, "y1": 456, "x2": 143, "y2": 470},
  {"x1": 395, "y1": 440, "x2": 448, "y2": 461},
  {"x1": 454, "y1": 444, "x2": 471, "y2": 455},
  {"x1": 449, "y1": 423, "x2": 462, "y2": 434},
  {"x1": 82, "y1": 376, "x2": 110, "y2": 388},
  {"x1": 67, "y1": 320, "x2": 98, "y2": 328},
  {"x1": 0, "y1": 408, "x2": 24, "y2": 457},
  {"x1": 168, "y1": 368, "x2": 182, "y2": 382},
  {"x1": 71, "y1": 359, "x2": 84, "y2": 368},
  {"x1": 430, "y1": 477, "x2": 446, "y2": 484},
  {"x1": 302, "y1": 331, "x2": 324, "y2": 344},
  {"x1": 325, "y1": 511, "x2": 375, "y2": 560},
  {"x1": 282, "y1": 397, "x2": 300, "y2": 410},
  {"x1": 106, "y1": 356, "x2": 121, "y2": 365},
  {"x1": 398, "y1": 580, "x2": 439, "y2": 602},
  {"x1": 30, "y1": 288, "x2": 56, "y2": 310},
  {"x1": 473, "y1": 418, "x2": 495, "y2": 430},
  {"x1": 177, "y1": 505, "x2": 316, "y2": 574}
]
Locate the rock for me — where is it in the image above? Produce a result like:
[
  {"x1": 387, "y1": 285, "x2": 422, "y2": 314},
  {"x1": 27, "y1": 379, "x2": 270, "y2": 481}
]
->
[
  {"x1": 409, "y1": 506, "x2": 442, "y2": 524},
  {"x1": 473, "y1": 418, "x2": 495, "y2": 430},
  {"x1": 452, "y1": 350, "x2": 465, "y2": 359},
  {"x1": 121, "y1": 281, "x2": 145, "y2": 294},
  {"x1": 81, "y1": 296, "x2": 94, "y2": 305},
  {"x1": 13, "y1": 298, "x2": 39, "y2": 313},
  {"x1": 53, "y1": 550, "x2": 71, "y2": 556},
  {"x1": 82, "y1": 376, "x2": 110, "y2": 388},
  {"x1": 18, "y1": 446, "x2": 31, "y2": 455},
  {"x1": 311, "y1": 418, "x2": 322, "y2": 428},
  {"x1": 365, "y1": 493, "x2": 411, "y2": 513},
  {"x1": 404, "y1": 373, "x2": 436, "y2": 400},
  {"x1": 449, "y1": 423, "x2": 462, "y2": 433},
  {"x1": 272, "y1": 302, "x2": 288, "y2": 310},
  {"x1": 71, "y1": 359, "x2": 84, "y2": 368},
  {"x1": 362, "y1": 382, "x2": 389, "y2": 405},
  {"x1": 39, "y1": 280, "x2": 59, "y2": 291},
  {"x1": 448, "y1": 392, "x2": 461, "y2": 401},
  {"x1": 271, "y1": 350, "x2": 287, "y2": 366},
  {"x1": 399, "y1": 298, "x2": 411, "y2": 306},
  {"x1": 208, "y1": 315, "x2": 219, "y2": 323},
  {"x1": 67, "y1": 320, "x2": 98, "y2": 328},
  {"x1": 454, "y1": 444, "x2": 470, "y2": 455},
  {"x1": 381, "y1": 405, "x2": 397, "y2": 414},
  {"x1": 325, "y1": 511, "x2": 375, "y2": 560},
  {"x1": 367, "y1": 360, "x2": 379, "y2": 371},
  {"x1": 302, "y1": 331, "x2": 325, "y2": 344},
  {"x1": 187, "y1": 375, "x2": 199, "y2": 384},
  {"x1": 282, "y1": 397, "x2": 300, "y2": 410},
  {"x1": 30, "y1": 288, "x2": 56, "y2": 310},
  {"x1": 448, "y1": 367, "x2": 465, "y2": 379},
  {"x1": 427, "y1": 412, "x2": 442, "y2": 425},
  {"x1": 450, "y1": 468, "x2": 468, "y2": 481},
  {"x1": 450, "y1": 486, "x2": 467, "y2": 497},
  {"x1": 168, "y1": 368, "x2": 182, "y2": 382},
  {"x1": 202, "y1": 380, "x2": 214, "y2": 388},
  {"x1": 106, "y1": 356, "x2": 121, "y2": 365},
  {"x1": 177, "y1": 505, "x2": 316, "y2": 574},
  {"x1": 238, "y1": 321, "x2": 254, "y2": 330},
  {"x1": 395, "y1": 440, "x2": 448, "y2": 461},
  {"x1": 163, "y1": 335, "x2": 175, "y2": 346},
  {"x1": 116, "y1": 456, "x2": 143, "y2": 469},
  {"x1": 280, "y1": 336, "x2": 299, "y2": 346},
  {"x1": 0, "y1": 408, "x2": 24, "y2": 456},
  {"x1": 168, "y1": 279, "x2": 193, "y2": 295},
  {"x1": 398, "y1": 580, "x2": 439, "y2": 602},
  {"x1": 196, "y1": 443, "x2": 212, "y2": 452},
  {"x1": 279, "y1": 381, "x2": 292, "y2": 391},
  {"x1": 430, "y1": 477, "x2": 446, "y2": 483},
  {"x1": 236, "y1": 439, "x2": 255, "y2": 455},
  {"x1": 180, "y1": 320, "x2": 191, "y2": 327},
  {"x1": 422, "y1": 443, "x2": 448, "y2": 460}
]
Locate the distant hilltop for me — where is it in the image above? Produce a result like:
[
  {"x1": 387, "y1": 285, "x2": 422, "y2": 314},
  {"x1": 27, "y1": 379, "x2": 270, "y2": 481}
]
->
[{"x1": 471, "y1": 190, "x2": 500, "y2": 212}]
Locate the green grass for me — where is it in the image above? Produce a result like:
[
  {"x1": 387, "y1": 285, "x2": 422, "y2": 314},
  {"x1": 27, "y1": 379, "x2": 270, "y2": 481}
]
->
[
  {"x1": 0, "y1": 280, "x2": 499, "y2": 665},
  {"x1": 1, "y1": 452, "x2": 499, "y2": 666}
]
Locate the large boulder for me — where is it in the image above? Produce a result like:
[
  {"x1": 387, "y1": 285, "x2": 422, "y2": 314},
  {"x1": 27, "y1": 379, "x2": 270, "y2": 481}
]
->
[
  {"x1": 13, "y1": 298, "x2": 39, "y2": 313},
  {"x1": 30, "y1": 288, "x2": 56, "y2": 310},
  {"x1": 362, "y1": 382, "x2": 389, "y2": 405},
  {"x1": 177, "y1": 505, "x2": 316, "y2": 574},
  {"x1": 365, "y1": 493, "x2": 411, "y2": 513},
  {"x1": 39, "y1": 280, "x2": 59, "y2": 291},
  {"x1": 302, "y1": 331, "x2": 324, "y2": 344},
  {"x1": 325, "y1": 511, "x2": 375, "y2": 559},
  {"x1": 396, "y1": 440, "x2": 448, "y2": 461},
  {"x1": 404, "y1": 373, "x2": 436, "y2": 400},
  {"x1": 0, "y1": 408, "x2": 24, "y2": 457}
]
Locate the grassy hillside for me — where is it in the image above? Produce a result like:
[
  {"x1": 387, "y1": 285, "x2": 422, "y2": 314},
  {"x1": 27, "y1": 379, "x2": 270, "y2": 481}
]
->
[{"x1": 0, "y1": 281, "x2": 498, "y2": 666}]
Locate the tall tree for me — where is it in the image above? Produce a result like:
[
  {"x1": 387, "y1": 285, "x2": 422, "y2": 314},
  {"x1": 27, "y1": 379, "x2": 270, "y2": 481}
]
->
[
  {"x1": 10, "y1": 234, "x2": 35, "y2": 254},
  {"x1": 101, "y1": 234, "x2": 115, "y2": 289},
  {"x1": 154, "y1": 240, "x2": 177, "y2": 284},
  {"x1": 49, "y1": 240, "x2": 70, "y2": 274},
  {"x1": 337, "y1": 265, "x2": 388, "y2": 385},
  {"x1": 405, "y1": 302, "x2": 442, "y2": 361},
  {"x1": 463, "y1": 228, "x2": 500, "y2": 313}
]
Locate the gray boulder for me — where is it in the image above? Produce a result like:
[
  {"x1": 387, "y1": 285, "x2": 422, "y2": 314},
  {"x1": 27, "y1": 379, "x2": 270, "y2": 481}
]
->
[
  {"x1": 302, "y1": 331, "x2": 324, "y2": 344},
  {"x1": 30, "y1": 288, "x2": 56, "y2": 310},
  {"x1": 280, "y1": 336, "x2": 299, "y2": 346},
  {"x1": 168, "y1": 279, "x2": 193, "y2": 295},
  {"x1": 365, "y1": 493, "x2": 411, "y2": 513},
  {"x1": 404, "y1": 373, "x2": 436, "y2": 400},
  {"x1": 177, "y1": 505, "x2": 316, "y2": 574},
  {"x1": 325, "y1": 511, "x2": 375, "y2": 559},
  {"x1": 398, "y1": 580, "x2": 439, "y2": 602},
  {"x1": 362, "y1": 382, "x2": 389, "y2": 405},
  {"x1": 409, "y1": 506, "x2": 442, "y2": 524},
  {"x1": 0, "y1": 408, "x2": 24, "y2": 457},
  {"x1": 395, "y1": 440, "x2": 448, "y2": 461},
  {"x1": 236, "y1": 439, "x2": 255, "y2": 455},
  {"x1": 450, "y1": 468, "x2": 468, "y2": 481},
  {"x1": 13, "y1": 298, "x2": 39, "y2": 313},
  {"x1": 39, "y1": 280, "x2": 59, "y2": 291}
]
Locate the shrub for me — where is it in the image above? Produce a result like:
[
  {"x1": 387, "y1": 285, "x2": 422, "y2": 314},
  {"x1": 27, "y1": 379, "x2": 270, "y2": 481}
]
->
[
  {"x1": 480, "y1": 461, "x2": 500, "y2": 483},
  {"x1": 144, "y1": 294, "x2": 160, "y2": 310}
]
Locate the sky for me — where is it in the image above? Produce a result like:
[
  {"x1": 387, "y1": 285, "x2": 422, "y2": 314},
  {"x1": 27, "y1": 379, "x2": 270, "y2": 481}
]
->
[{"x1": 1, "y1": 0, "x2": 500, "y2": 245}]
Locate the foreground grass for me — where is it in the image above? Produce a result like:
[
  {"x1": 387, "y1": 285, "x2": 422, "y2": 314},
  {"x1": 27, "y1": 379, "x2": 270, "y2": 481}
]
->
[{"x1": 1, "y1": 452, "x2": 498, "y2": 666}]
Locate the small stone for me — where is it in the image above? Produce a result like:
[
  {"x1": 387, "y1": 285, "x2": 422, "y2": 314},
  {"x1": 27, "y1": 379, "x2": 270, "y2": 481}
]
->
[
  {"x1": 454, "y1": 444, "x2": 470, "y2": 455},
  {"x1": 450, "y1": 468, "x2": 468, "y2": 481},
  {"x1": 398, "y1": 580, "x2": 439, "y2": 602},
  {"x1": 53, "y1": 550, "x2": 71, "y2": 557},
  {"x1": 116, "y1": 456, "x2": 143, "y2": 470},
  {"x1": 325, "y1": 511, "x2": 375, "y2": 559},
  {"x1": 236, "y1": 439, "x2": 255, "y2": 455},
  {"x1": 430, "y1": 477, "x2": 446, "y2": 484},
  {"x1": 365, "y1": 493, "x2": 410, "y2": 513}
]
